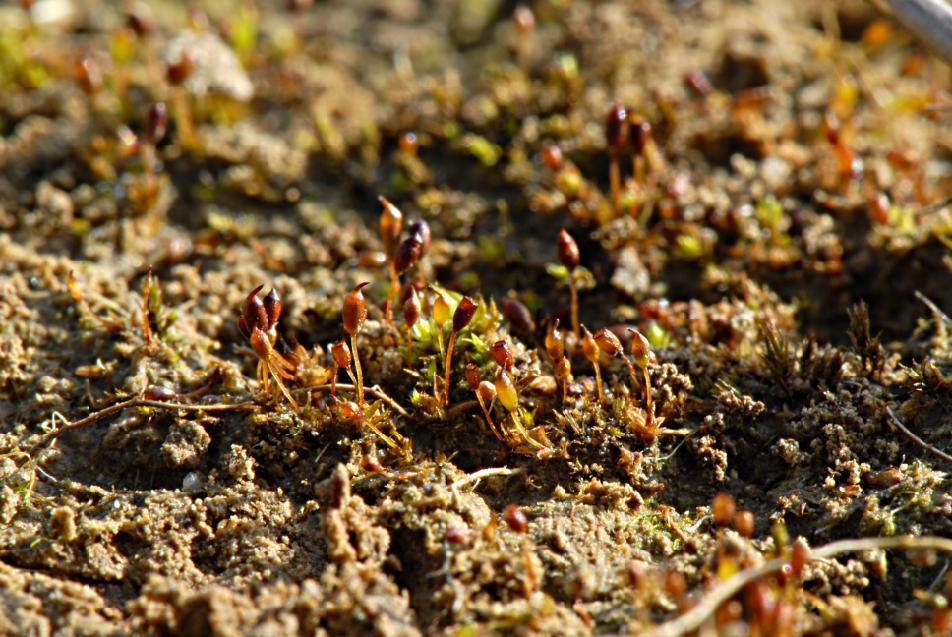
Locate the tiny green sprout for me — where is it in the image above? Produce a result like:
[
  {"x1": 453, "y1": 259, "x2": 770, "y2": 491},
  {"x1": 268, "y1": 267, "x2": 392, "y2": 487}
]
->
[{"x1": 442, "y1": 296, "x2": 478, "y2": 406}]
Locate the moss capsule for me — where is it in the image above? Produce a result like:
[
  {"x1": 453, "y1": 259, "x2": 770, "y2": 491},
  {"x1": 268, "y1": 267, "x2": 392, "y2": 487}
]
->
[
  {"x1": 491, "y1": 340, "x2": 513, "y2": 371},
  {"x1": 504, "y1": 504, "x2": 528, "y2": 533},
  {"x1": 495, "y1": 370, "x2": 519, "y2": 412},
  {"x1": 343, "y1": 282, "x2": 369, "y2": 337},
  {"x1": 453, "y1": 297, "x2": 478, "y2": 333},
  {"x1": 378, "y1": 196, "x2": 403, "y2": 258}
]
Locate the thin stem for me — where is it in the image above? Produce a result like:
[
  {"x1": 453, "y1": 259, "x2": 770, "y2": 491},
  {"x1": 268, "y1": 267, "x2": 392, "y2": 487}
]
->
[
  {"x1": 330, "y1": 363, "x2": 338, "y2": 396},
  {"x1": 475, "y1": 394, "x2": 505, "y2": 442},
  {"x1": 509, "y1": 409, "x2": 547, "y2": 451},
  {"x1": 406, "y1": 328, "x2": 414, "y2": 365},
  {"x1": 298, "y1": 383, "x2": 410, "y2": 418},
  {"x1": 435, "y1": 327, "x2": 445, "y2": 402},
  {"x1": 267, "y1": 362, "x2": 299, "y2": 410},
  {"x1": 609, "y1": 156, "x2": 621, "y2": 215},
  {"x1": 593, "y1": 362, "x2": 603, "y2": 403},
  {"x1": 641, "y1": 364, "x2": 654, "y2": 429},
  {"x1": 171, "y1": 87, "x2": 196, "y2": 149},
  {"x1": 385, "y1": 262, "x2": 397, "y2": 324},
  {"x1": 362, "y1": 419, "x2": 400, "y2": 451},
  {"x1": 568, "y1": 277, "x2": 579, "y2": 342},
  {"x1": 641, "y1": 535, "x2": 952, "y2": 637},
  {"x1": 451, "y1": 466, "x2": 524, "y2": 491},
  {"x1": 886, "y1": 405, "x2": 952, "y2": 464},
  {"x1": 350, "y1": 335, "x2": 364, "y2": 410},
  {"x1": 443, "y1": 330, "x2": 457, "y2": 407},
  {"x1": 140, "y1": 143, "x2": 157, "y2": 209},
  {"x1": 27, "y1": 397, "x2": 256, "y2": 456},
  {"x1": 623, "y1": 358, "x2": 639, "y2": 402}
]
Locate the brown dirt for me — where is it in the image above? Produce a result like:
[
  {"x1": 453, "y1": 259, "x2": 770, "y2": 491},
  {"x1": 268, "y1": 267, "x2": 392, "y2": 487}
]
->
[{"x1": 2, "y1": 0, "x2": 952, "y2": 635}]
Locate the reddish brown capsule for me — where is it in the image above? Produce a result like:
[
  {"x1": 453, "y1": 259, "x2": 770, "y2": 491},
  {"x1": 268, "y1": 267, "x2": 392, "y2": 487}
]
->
[
  {"x1": 790, "y1": 538, "x2": 810, "y2": 577},
  {"x1": 287, "y1": 0, "x2": 314, "y2": 11},
  {"x1": 581, "y1": 326, "x2": 599, "y2": 364},
  {"x1": 186, "y1": 6, "x2": 209, "y2": 30},
  {"x1": 504, "y1": 504, "x2": 528, "y2": 533},
  {"x1": 399, "y1": 131, "x2": 418, "y2": 155},
  {"x1": 630, "y1": 119, "x2": 652, "y2": 156},
  {"x1": 342, "y1": 282, "x2": 369, "y2": 337},
  {"x1": 407, "y1": 219, "x2": 431, "y2": 255},
  {"x1": 491, "y1": 340, "x2": 513, "y2": 371},
  {"x1": 557, "y1": 229, "x2": 580, "y2": 270},
  {"x1": 126, "y1": 4, "x2": 155, "y2": 36},
  {"x1": 541, "y1": 144, "x2": 564, "y2": 171},
  {"x1": 166, "y1": 53, "x2": 193, "y2": 87},
  {"x1": 627, "y1": 328, "x2": 655, "y2": 368},
  {"x1": 683, "y1": 69, "x2": 713, "y2": 97},
  {"x1": 867, "y1": 192, "x2": 890, "y2": 225},
  {"x1": 734, "y1": 510, "x2": 755, "y2": 538},
  {"x1": 605, "y1": 103, "x2": 628, "y2": 156},
  {"x1": 501, "y1": 297, "x2": 534, "y2": 334},
  {"x1": 402, "y1": 289, "x2": 421, "y2": 328},
  {"x1": 76, "y1": 56, "x2": 102, "y2": 93},
  {"x1": 664, "y1": 570, "x2": 687, "y2": 599},
  {"x1": 378, "y1": 196, "x2": 403, "y2": 258},
  {"x1": 144, "y1": 385, "x2": 177, "y2": 401},
  {"x1": 146, "y1": 102, "x2": 167, "y2": 145},
  {"x1": 239, "y1": 285, "x2": 267, "y2": 338},
  {"x1": 452, "y1": 297, "x2": 478, "y2": 333},
  {"x1": 478, "y1": 380, "x2": 496, "y2": 403},
  {"x1": 331, "y1": 340, "x2": 351, "y2": 368},
  {"x1": 594, "y1": 328, "x2": 623, "y2": 357},
  {"x1": 464, "y1": 362, "x2": 481, "y2": 391},
  {"x1": 393, "y1": 235, "x2": 422, "y2": 274},
  {"x1": 823, "y1": 111, "x2": 841, "y2": 146},
  {"x1": 338, "y1": 400, "x2": 362, "y2": 422},
  {"x1": 445, "y1": 527, "x2": 468, "y2": 544},
  {"x1": 513, "y1": 5, "x2": 535, "y2": 34},
  {"x1": 263, "y1": 288, "x2": 281, "y2": 328},
  {"x1": 712, "y1": 492, "x2": 736, "y2": 527}
]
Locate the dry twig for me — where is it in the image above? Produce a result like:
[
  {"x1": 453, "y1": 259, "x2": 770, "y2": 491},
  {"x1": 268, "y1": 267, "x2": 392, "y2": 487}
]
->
[
  {"x1": 641, "y1": 535, "x2": 952, "y2": 637},
  {"x1": 885, "y1": 405, "x2": 952, "y2": 464}
]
